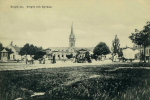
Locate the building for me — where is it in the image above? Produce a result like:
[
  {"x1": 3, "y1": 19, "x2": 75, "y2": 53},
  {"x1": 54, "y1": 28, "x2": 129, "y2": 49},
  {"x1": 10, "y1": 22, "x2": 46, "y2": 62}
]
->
[
  {"x1": 6, "y1": 41, "x2": 22, "y2": 60},
  {"x1": 5, "y1": 23, "x2": 94, "y2": 61},
  {"x1": 133, "y1": 44, "x2": 150, "y2": 60},
  {"x1": 0, "y1": 48, "x2": 8, "y2": 62},
  {"x1": 46, "y1": 23, "x2": 94, "y2": 60}
]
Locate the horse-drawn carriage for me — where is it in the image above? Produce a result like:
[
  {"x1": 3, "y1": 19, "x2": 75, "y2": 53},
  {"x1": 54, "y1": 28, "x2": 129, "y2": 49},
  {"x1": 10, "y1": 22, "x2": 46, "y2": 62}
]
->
[
  {"x1": 75, "y1": 53, "x2": 92, "y2": 63},
  {"x1": 117, "y1": 48, "x2": 140, "y2": 62},
  {"x1": 25, "y1": 55, "x2": 34, "y2": 64}
]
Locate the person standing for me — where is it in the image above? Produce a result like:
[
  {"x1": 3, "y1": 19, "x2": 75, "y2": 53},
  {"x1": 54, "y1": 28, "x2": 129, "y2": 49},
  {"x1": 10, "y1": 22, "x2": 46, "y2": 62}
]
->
[
  {"x1": 101, "y1": 54, "x2": 105, "y2": 61},
  {"x1": 31, "y1": 55, "x2": 34, "y2": 64},
  {"x1": 43, "y1": 55, "x2": 46, "y2": 64},
  {"x1": 73, "y1": 56, "x2": 76, "y2": 63},
  {"x1": 49, "y1": 55, "x2": 53, "y2": 64},
  {"x1": 113, "y1": 54, "x2": 117, "y2": 62},
  {"x1": 115, "y1": 53, "x2": 118, "y2": 62},
  {"x1": 38, "y1": 58, "x2": 42, "y2": 64},
  {"x1": 52, "y1": 54, "x2": 56, "y2": 64}
]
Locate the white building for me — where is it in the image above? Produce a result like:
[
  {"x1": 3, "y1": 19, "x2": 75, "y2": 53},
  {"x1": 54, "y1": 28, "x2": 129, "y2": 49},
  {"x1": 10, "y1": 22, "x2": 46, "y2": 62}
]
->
[
  {"x1": 45, "y1": 23, "x2": 94, "y2": 60},
  {"x1": 7, "y1": 41, "x2": 22, "y2": 60},
  {"x1": 133, "y1": 44, "x2": 150, "y2": 59},
  {"x1": 0, "y1": 48, "x2": 8, "y2": 62}
]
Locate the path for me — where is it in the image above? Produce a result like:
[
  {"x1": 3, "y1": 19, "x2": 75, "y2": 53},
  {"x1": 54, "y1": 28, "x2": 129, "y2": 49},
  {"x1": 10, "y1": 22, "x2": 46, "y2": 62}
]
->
[{"x1": 0, "y1": 59, "x2": 140, "y2": 71}]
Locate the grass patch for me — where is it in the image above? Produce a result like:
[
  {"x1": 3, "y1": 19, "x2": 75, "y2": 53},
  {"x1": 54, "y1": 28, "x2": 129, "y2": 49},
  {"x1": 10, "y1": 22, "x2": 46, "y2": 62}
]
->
[{"x1": 0, "y1": 63, "x2": 150, "y2": 100}]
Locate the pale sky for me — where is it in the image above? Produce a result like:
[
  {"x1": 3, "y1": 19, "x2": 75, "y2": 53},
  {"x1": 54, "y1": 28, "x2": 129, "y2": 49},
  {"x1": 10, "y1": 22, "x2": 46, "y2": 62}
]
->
[{"x1": 0, "y1": 0, "x2": 150, "y2": 49}]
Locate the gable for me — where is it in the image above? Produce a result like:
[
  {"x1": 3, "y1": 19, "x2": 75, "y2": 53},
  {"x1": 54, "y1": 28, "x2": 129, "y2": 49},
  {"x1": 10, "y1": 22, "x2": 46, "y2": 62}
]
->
[{"x1": 7, "y1": 45, "x2": 21, "y2": 53}]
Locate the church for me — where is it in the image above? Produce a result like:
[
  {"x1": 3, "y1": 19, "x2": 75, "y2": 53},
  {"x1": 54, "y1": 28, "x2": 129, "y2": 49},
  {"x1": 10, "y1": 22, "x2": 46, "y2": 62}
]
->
[
  {"x1": 4, "y1": 23, "x2": 94, "y2": 61},
  {"x1": 46, "y1": 23, "x2": 94, "y2": 60}
]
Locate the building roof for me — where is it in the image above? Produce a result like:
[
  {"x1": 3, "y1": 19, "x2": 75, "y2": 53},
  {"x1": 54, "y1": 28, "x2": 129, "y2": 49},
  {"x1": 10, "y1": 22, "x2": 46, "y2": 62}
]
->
[
  {"x1": 0, "y1": 48, "x2": 8, "y2": 52},
  {"x1": 69, "y1": 22, "x2": 75, "y2": 39},
  {"x1": 46, "y1": 47, "x2": 94, "y2": 52},
  {"x1": 12, "y1": 45, "x2": 21, "y2": 52},
  {"x1": 49, "y1": 47, "x2": 70, "y2": 51},
  {"x1": 75, "y1": 47, "x2": 94, "y2": 51},
  {"x1": 7, "y1": 41, "x2": 21, "y2": 53},
  {"x1": 121, "y1": 47, "x2": 135, "y2": 50}
]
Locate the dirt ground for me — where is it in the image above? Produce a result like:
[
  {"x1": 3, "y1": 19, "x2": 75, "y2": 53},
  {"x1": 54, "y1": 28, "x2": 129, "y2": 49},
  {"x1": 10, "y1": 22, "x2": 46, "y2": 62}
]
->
[{"x1": 0, "y1": 59, "x2": 141, "y2": 71}]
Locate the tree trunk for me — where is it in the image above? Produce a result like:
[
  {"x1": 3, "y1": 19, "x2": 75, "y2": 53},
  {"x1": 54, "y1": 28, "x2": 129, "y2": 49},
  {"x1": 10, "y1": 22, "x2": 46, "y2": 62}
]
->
[{"x1": 144, "y1": 46, "x2": 146, "y2": 63}]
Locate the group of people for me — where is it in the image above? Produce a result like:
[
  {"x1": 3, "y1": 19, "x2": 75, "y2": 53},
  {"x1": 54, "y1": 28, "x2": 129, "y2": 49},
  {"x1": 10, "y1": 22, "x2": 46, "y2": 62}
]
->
[
  {"x1": 95, "y1": 54, "x2": 106, "y2": 61},
  {"x1": 25, "y1": 55, "x2": 34, "y2": 64},
  {"x1": 25, "y1": 54, "x2": 56, "y2": 64},
  {"x1": 38, "y1": 54, "x2": 56, "y2": 64},
  {"x1": 24, "y1": 53, "x2": 122, "y2": 64},
  {"x1": 72, "y1": 54, "x2": 92, "y2": 63},
  {"x1": 111, "y1": 53, "x2": 119, "y2": 62}
]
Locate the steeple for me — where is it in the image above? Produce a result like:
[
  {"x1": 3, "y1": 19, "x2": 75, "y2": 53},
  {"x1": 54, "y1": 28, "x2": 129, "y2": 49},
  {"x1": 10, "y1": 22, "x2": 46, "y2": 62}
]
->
[
  {"x1": 10, "y1": 41, "x2": 13, "y2": 46},
  {"x1": 69, "y1": 22, "x2": 75, "y2": 47},
  {"x1": 69, "y1": 22, "x2": 75, "y2": 39}
]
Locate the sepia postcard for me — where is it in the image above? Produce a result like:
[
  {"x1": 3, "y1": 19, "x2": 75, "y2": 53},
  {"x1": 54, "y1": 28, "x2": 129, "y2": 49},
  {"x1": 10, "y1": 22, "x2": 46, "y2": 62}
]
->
[{"x1": 0, "y1": 0, "x2": 150, "y2": 100}]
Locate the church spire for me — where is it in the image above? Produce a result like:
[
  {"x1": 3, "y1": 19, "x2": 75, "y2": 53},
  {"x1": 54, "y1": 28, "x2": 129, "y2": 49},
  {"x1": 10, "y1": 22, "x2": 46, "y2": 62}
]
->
[
  {"x1": 71, "y1": 22, "x2": 73, "y2": 34},
  {"x1": 10, "y1": 41, "x2": 13, "y2": 46},
  {"x1": 69, "y1": 22, "x2": 75, "y2": 47},
  {"x1": 70, "y1": 22, "x2": 75, "y2": 39}
]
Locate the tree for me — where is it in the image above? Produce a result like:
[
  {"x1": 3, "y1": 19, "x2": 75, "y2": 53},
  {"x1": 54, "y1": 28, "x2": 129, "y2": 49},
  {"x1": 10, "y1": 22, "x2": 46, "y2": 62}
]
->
[
  {"x1": 0, "y1": 43, "x2": 4, "y2": 60},
  {"x1": 93, "y1": 42, "x2": 110, "y2": 56},
  {"x1": 66, "y1": 54, "x2": 73, "y2": 59},
  {"x1": 0, "y1": 42, "x2": 3, "y2": 51},
  {"x1": 34, "y1": 51, "x2": 46, "y2": 60},
  {"x1": 29, "y1": 44, "x2": 36, "y2": 55},
  {"x1": 19, "y1": 43, "x2": 43, "y2": 56},
  {"x1": 19, "y1": 43, "x2": 30, "y2": 55},
  {"x1": 129, "y1": 21, "x2": 150, "y2": 63},
  {"x1": 111, "y1": 35, "x2": 123, "y2": 57}
]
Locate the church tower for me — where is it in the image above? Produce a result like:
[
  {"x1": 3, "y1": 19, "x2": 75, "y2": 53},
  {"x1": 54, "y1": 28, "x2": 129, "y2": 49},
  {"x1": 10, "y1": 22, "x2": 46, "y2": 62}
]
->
[{"x1": 69, "y1": 22, "x2": 75, "y2": 48}]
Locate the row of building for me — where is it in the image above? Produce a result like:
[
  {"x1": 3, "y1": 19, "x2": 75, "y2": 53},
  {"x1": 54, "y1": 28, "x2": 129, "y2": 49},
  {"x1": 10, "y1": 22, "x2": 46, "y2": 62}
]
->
[
  {"x1": 0, "y1": 23, "x2": 150, "y2": 62},
  {"x1": 0, "y1": 23, "x2": 94, "y2": 62}
]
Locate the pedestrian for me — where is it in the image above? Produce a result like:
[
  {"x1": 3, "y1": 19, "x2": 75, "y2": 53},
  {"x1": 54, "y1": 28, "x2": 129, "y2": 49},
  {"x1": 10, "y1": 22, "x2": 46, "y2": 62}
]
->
[
  {"x1": 43, "y1": 55, "x2": 46, "y2": 64},
  {"x1": 38, "y1": 58, "x2": 42, "y2": 64},
  {"x1": 101, "y1": 54, "x2": 105, "y2": 61},
  {"x1": 52, "y1": 54, "x2": 56, "y2": 64},
  {"x1": 113, "y1": 54, "x2": 117, "y2": 62},
  {"x1": 73, "y1": 56, "x2": 76, "y2": 63},
  {"x1": 115, "y1": 53, "x2": 119, "y2": 62},
  {"x1": 49, "y1": 55, "x2": 53, "y2": 64},
  {"x1": 31, "y1": 57, "x2": 34, "y2": 64},
  {"x1": 111, "y1": 53, "x2": 114, "y2": 62}
]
